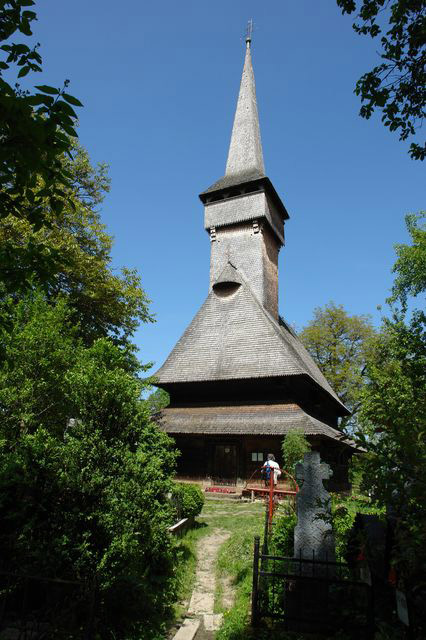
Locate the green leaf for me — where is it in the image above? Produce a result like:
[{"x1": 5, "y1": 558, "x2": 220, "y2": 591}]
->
[
  {"x1": 34, "y1": 85, "x2": 60, "y2": 95},
  {"x1": 56, "y1": 100, "x2": 78, "y2": 118},
  {"x1": 62, "y1": 93, "x2": 83, "y2": 107},
  {"x1": 18, "y1": 66, "x2": 30, "y2": 78},
  {"x1": 12, "y1": 44, "x2": 30, "y2": 54},
  {"x1": 0, "y1": 62, "x2": 9, "y2": 70},
  {"x1": 27, "y1": 94, "x2": 53, "y2": 106},
  {"x1": 20, "y1": 21, "x2": 32, "y2": 36},
  {"x1": 61, "y1": 124, "x2": 78, "y2": 138}
]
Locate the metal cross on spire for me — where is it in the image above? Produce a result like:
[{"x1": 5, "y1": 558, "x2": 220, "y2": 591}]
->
[{"x1": 245, "y1": 19, "x2": 253, "y2": 47}]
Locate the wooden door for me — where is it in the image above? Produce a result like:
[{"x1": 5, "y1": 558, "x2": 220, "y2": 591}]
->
[{"x1": 213, "y1": 444, "x2": 237, "y2": 484}]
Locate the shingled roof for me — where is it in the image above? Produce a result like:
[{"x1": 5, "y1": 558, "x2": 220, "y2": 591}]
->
[
  {"x1": 156, "y1": 402, "x2": 356, "y2": 448},
  {"x1": 155, "y1": 264, "x2": 348, "y2": 414}
]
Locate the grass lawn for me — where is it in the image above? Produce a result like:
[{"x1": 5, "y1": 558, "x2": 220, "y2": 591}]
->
[
  {"x1": 172, "y1": 520, "x2": 211, "y2": 622},
  {"x1": 173, "y1": 493, "x2": 388, "y2": 640},
  {"x1": 175, "y1": 497, "x2": 306, "y2": 640}
]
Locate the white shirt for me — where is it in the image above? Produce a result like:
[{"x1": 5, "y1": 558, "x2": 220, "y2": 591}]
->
[{"x1": 263, "y1": 460, "x2": 281, "y2": 484}]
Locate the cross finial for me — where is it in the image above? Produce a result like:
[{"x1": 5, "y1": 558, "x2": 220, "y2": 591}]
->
[{"x1": 245, "y1": 19, "x2": 253, "y2": 47}]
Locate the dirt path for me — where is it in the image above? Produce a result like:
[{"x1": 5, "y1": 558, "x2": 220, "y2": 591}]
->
[
  {"x1": 173, "y1": 528, "x2": 233, "y2": 640},
  {"x1": 189, "y1": 528, "x2": 230, "y2": 635}
]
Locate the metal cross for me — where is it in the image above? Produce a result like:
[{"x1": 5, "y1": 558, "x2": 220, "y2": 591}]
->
[{"x1": 245, "y1": 19, "x2": 253, "y2": 45}]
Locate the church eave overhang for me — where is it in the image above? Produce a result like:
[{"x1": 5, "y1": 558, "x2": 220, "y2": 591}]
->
[
  {"x1": 153, "y1": 373, "x2": 349, "y2": 417},
  {"x1": 199, "y1": 176, "x2": 289, "y2": 221}
]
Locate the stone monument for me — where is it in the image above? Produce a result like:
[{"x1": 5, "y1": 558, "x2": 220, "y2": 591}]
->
[{"x1": 294, "y1": 451, "x2": 336, "y2": 565}]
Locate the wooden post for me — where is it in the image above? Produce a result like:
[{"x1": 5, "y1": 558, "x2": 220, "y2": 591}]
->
[
  {"x1": 263, "y1": 505, "x2": 269, "y2": 556},
  {"x1": 251, "y1": 535, "x2": 260, "y2": 626},
  {"x1": 268, "y1": 469, "x2": 274, "y2": 531}
]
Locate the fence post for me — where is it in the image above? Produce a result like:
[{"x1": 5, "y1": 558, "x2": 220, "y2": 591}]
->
[
  {"x1": 251, "y1": 536, "x2": 260, "y2": 626},
  {"x1": 262, "y1": 505, "x2": 269, "y2": 556}
]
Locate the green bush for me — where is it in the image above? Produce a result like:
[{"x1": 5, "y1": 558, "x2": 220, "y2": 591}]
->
[
  {"x1": 281, "y1": 429, "x2": 311, "y2": 475},
  {"x1": 270, "y1": 504, "x2": 297, "y2": 556},
  {"x1": 173, "y1": 482, "x2": 205, "y2": 519},
  {"x1": 0, "y1": 295, "x2": 178, "y2": 639},
  {"x1": 270, "y1": 495, "x2": 383, "y2": 562},
  {"x1": 331, "y1": 494, "x2": 385, "y2": 562}
]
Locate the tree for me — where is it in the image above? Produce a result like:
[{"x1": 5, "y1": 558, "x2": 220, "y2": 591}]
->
[
  {"x1": 0, "y1": 0, "x2": 83, "y2": 219},
  {"x1": 0, "y1": 5, "x2": 180, "y2": 637},
  {"x1": 388, "y1": 211, "x2": 426, "y2": 308},
  {"x1": 0, "y1": 140, "x2": 153, "y2": 346},
  {"x1": 336, "y1": 1, "x2": 426, "y2": 160},
  {"x1": 281, "y1": 429, "x2": 311, "y2": 475},
  {"x1": 299, "y1": 302, "x2": 376, "y2": 431},
  {"x1": 0, "y1": 294, "x2": 178, "y2": 637},
  {"x1": 146, "y1": 387, "x2": 170, "y2": 415},
  {"x1": 358, "y1": 211, "x2": 426, "y2": 591}
]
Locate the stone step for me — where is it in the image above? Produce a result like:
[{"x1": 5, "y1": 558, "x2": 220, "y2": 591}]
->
[{"x1": 171, "y1": 617, "x2": 200, "y2": 640}]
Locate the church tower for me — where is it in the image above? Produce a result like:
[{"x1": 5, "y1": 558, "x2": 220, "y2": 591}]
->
[
  {"x1": 200, "y1": 33, "x2": 288, "y2": 320},
  {"x1": 154, "y1": 34, "x2": 355, "y2": 491}
]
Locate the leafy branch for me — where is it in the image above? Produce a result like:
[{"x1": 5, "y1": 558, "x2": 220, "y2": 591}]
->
[{"x1": 337, "y1": 0, "x2": 426, "y2": 159}]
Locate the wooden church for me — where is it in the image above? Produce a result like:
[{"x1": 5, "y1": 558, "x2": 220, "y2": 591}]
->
[{"x1": 154, "y1": 35, "x2": 356, "y2": 492}]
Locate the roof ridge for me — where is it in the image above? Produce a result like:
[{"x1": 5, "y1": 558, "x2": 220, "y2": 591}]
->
[
  {"x1": 229, "y1": 271, "x2": 347, "y2": 410},
  {"x1": 236, "y1": 276, "x2": 343, "y2": 396},
  {"x1": 233, "y1": 270, "x2": 305, "y2": 374},
  {"x1": 278, "y1": 318, "x2": 344, "y2": 405},
  {"x1": 306, "y1": 414, "x2": 359, "y2": 448}
]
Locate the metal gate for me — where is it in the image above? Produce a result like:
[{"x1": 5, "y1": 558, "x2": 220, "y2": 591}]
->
[{"x1": 251, "y1": 535, "x2": 374, "y2": 637}]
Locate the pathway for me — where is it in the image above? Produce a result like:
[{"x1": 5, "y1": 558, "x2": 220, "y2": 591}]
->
[{"x1": 172, "y1": 528, "x2": 232, "y2": 640}]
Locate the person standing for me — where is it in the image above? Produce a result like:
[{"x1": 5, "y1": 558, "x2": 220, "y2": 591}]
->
[{"x1": 262, "y1": 453, "x2": 281, "y2": 486}]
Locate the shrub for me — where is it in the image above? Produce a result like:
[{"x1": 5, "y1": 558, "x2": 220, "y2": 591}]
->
[
  {"x1": 331, "y1": 494, "x2": 384, "y2": 562},
  {"x1": 173, "y1": 483, "x2": 205, "y2": 519},
  {"x1": 281, "y1": 429, "x2": 311, "y2": 475},
  {"x1": 0, "y1": 295, "x2": 178, "y2": 638},
  {"x1": 270, "y1": 504, "x2": 297, "y2": 556}
]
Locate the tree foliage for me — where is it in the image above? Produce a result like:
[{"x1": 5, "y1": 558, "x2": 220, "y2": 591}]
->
[
  {"x1": 0, "y1": 294, "x2": 178, "y2": 637},
  {"x1": 0, "y1": 0, "x2": 83, "y2": 220},
  {"x1": 0, "y1": 140, "x2": 153, "y2": 345},
  {"x1": 281, "y1": 429, "x2": 311, "y2": 475},
  {"x1": 146, "y1": 387, "x2": 170, "y2": 414},
  {"x1": 358, "y1": 212, "x2": 426, "y2": 588},
  {"x1": 299, "y1": 302, "x2": 376, "y2": 431},
  {"x1": 0, "y1": 5, "x2": 179, "y2": 636},
  {"x1": 388, "y1": 211, "x2": 426, "y2": 308},
  {"x1": 337, "y1": 0, "x2": 426, "y2": 160}
]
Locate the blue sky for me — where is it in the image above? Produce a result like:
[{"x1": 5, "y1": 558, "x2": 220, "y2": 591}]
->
[{"x1": 31, "y1": 1, "x2": 424, "y2": 371}]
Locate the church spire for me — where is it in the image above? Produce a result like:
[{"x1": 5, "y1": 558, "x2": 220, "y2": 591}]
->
[{"x1": 224, "y1": 28, "x2": 265, "y2": 181}]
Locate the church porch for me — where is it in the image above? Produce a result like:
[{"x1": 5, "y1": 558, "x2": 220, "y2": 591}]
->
[
  {"x1": 172, "y1": 434, "x2": 282, "y2": 487},
  {"x1": 170, "y1": 433, "x2": 353, "y2": 493}
]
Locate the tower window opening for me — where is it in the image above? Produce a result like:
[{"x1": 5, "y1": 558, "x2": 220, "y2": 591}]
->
[{"x1": 212, "y1": 281, "x2": 241, "y2": 298}]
